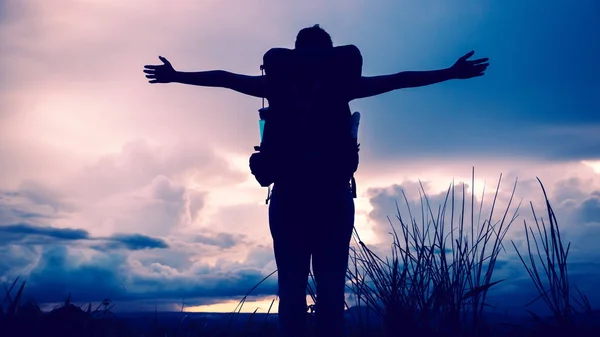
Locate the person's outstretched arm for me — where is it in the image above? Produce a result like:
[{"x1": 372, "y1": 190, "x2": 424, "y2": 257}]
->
[
  {"x1": 352, "y1": 51, "x2": 489, "y2": 100},
  {"x1": 144, "y1": 56, "x2": 267, "y2": 98}
]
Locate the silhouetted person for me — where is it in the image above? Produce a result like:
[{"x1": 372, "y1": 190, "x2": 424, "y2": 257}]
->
[{"x1": 144, "y1": 24, "x2": 488, "y2": 337}]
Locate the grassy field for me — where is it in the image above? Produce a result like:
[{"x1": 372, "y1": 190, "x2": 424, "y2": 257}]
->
[{"x1": 1, "y1": 174, "x2": 598, "y2": 337}]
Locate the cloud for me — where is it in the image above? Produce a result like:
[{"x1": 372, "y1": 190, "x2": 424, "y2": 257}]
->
[
  {"x1": 12, "y1": 243, "x2": 277, "y2": 306},
  {"x1": 0, "y1": 139, "x2": 246, "y2": 238},
  {"x1": 8, "y1": 180, "x2": 74, "y2": 212},
  {"x1": 193, "y1": 232, "x2": 244, "y2": 249},
  {"x1": 365, "y1": 179, "x2": 511, "y2": 241},
  {"x1": 21, "y1": 245, "x2": 128, "y2": 303},
  {"x1": 0, "y1": 223, "x2": 89, "y2": 241},
  {"x1": 101, "y1": 233, "x2": 169, "y2": 251},
  {"x1": 0, "y1": 222, "x2": 169, "y2": 251},
  {"x1": 0, "y1": 186, "x2": 72, "y2": 226},
  {"x1": 67, "y1": 140, "x2": 244, "y2": 202},
  {"x1": 196, "y1": 200, "x2": 271, "y2": 245},
  {"x1": 0, "y1": 134, "x2": 274, "y2": 306},
  {"x1": 577, "y1": 191, "x2": 600, "y2": 224}
]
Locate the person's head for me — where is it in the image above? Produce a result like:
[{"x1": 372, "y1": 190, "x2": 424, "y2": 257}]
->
[{"x1": 295, "y1": 24, "x2": 333, "y2": 50}]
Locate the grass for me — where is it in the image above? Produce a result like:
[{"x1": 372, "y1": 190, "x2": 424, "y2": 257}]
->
[
  {"x1": 1, "y1": 172, "x2": 598, "y2": 337},
  {"x1": 345, "y1": 170, "x2": 520, "y2": 337},
  {"x1": 510, "y1": 177, "x2": 596, "y2": 335}
]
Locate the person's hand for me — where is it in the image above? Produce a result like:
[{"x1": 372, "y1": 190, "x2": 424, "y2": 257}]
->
[
  {"x1": 449, "y1": 51, "x2": 489, "y2": 79},
  {"x1": 144, "y1": 56, "x2": 177, "y2": 83}
]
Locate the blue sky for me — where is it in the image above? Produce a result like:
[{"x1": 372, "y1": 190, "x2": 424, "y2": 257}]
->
[
  {"x1": 1, "y1": 0, "x2": 599, "y2": 315},
  {"x1": 353, "y1": 0, "x2": 600, "y2": 163}
]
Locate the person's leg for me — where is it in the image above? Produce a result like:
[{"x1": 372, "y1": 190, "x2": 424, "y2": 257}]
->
[
  {"x1": 311, "y1": 188, "x2": 355, "y2": 337},
  {"x1": 269, "y1": 188, "x2": 312, "y2": 337}
]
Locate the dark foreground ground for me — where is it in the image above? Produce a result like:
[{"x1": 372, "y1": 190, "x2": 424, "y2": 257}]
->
[
  {"x1": 119, "y1": 309, "x2": 600, "y2": 336},
  {"x1": 1, "y1": 304, "x2": 598, "y2": 337}
]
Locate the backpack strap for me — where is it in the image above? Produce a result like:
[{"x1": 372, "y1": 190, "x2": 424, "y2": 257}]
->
[{"x1": 260, "y1": 65, "x2": 273, "y2": 205}]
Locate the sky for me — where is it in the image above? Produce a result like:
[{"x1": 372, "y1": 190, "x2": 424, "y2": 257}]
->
[{"x1": 1, "y1": 0, "x2": 600, "y2": 315}]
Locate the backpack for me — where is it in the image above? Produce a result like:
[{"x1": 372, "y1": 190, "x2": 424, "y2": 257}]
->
[{"x1": 249, "y1": 45, "x2": 363, "y2": 204}]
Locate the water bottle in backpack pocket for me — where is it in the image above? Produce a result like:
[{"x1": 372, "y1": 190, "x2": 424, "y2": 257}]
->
[
  {"x1": 258, "y1": 107, "x2": 267, "y2": 142},
  {"x1": 249, "y1": 107, "x2": 275, "y2": 188}
]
